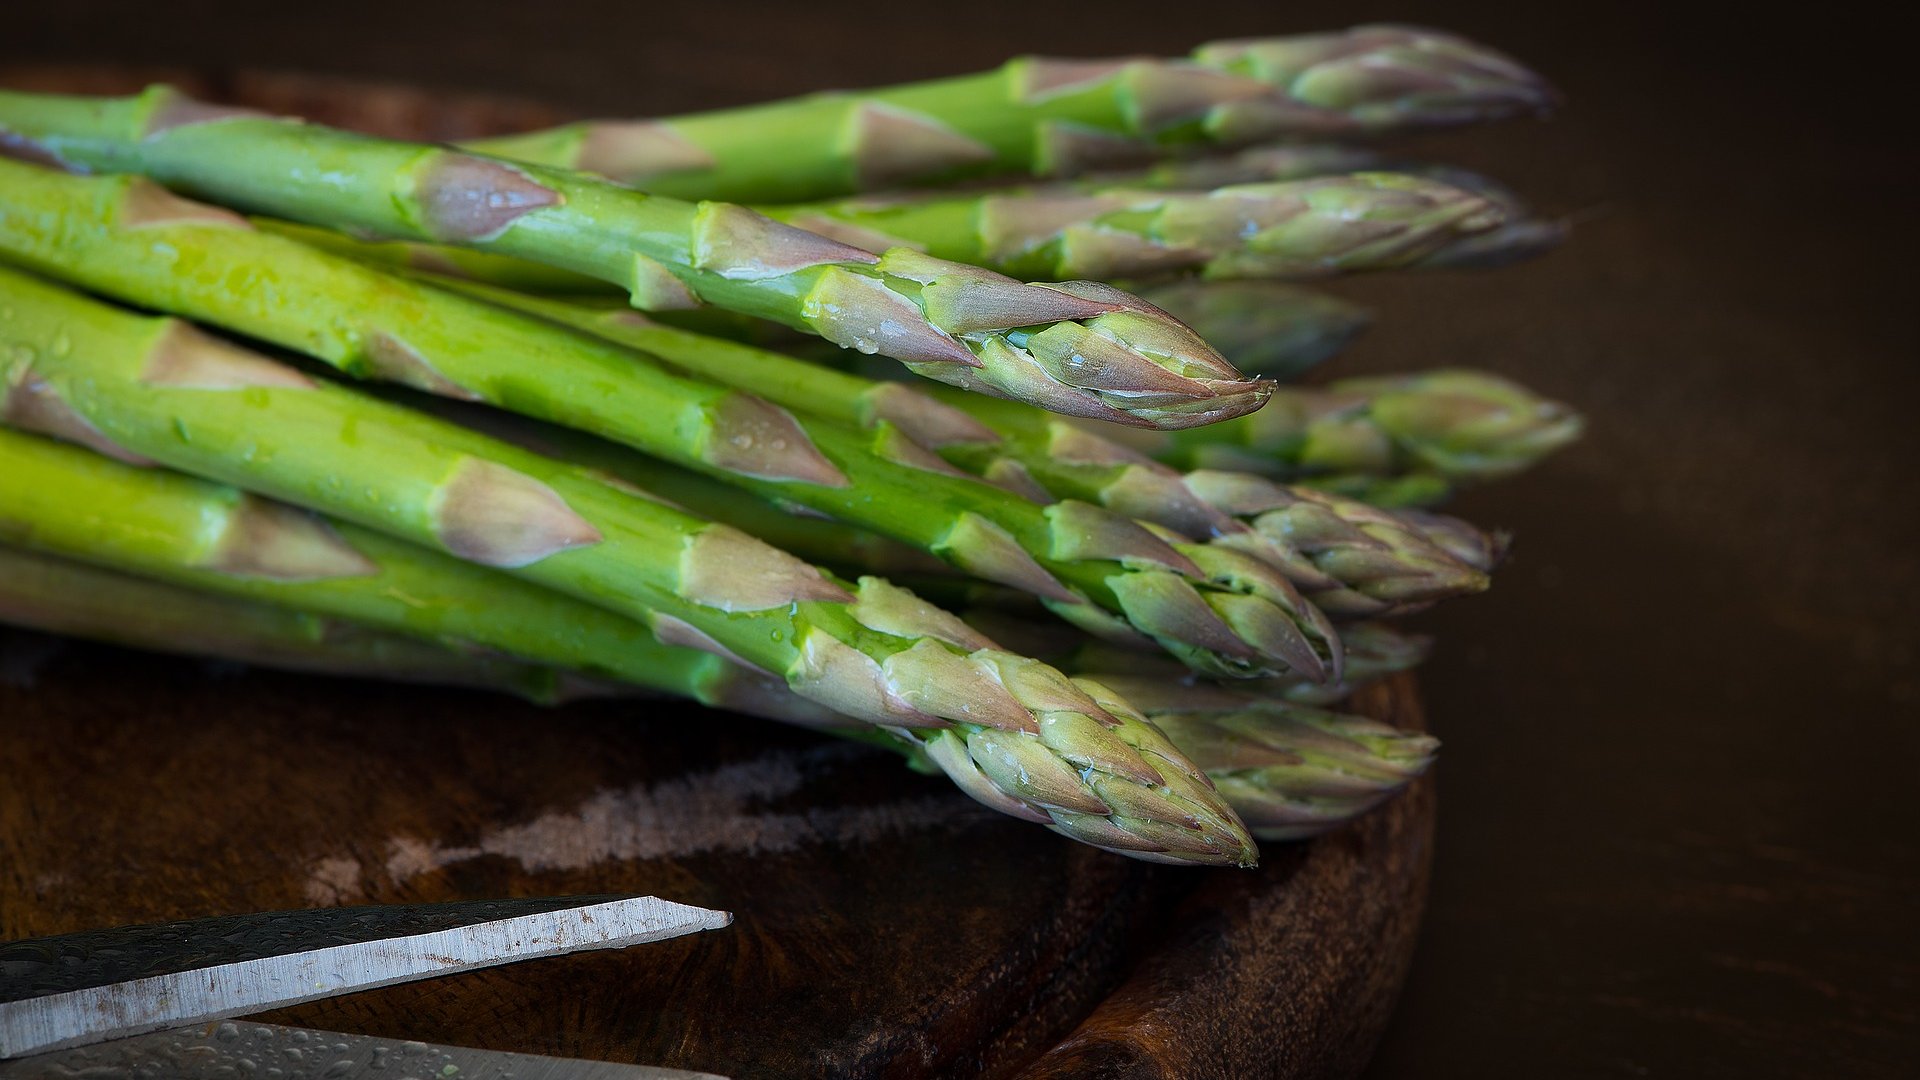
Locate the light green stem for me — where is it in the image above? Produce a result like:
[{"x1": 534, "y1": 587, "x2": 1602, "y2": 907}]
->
[
  {"x1": 0, "y1": 543, "x2": 584, "y2": 703},
  {"x1": 0, "y1": 431, "x2": 814, "y2": 717},
  {"x1": 459, "y1": 25, "x2": 1550, "y2": 202}
]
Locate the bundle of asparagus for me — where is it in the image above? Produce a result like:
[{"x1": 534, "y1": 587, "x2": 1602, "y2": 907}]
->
[{"x1": 0, "y1": 23, "x2": 1578, "y2": 867}]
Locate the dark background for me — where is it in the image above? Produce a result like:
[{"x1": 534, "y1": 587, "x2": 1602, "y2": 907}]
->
[{"x1": 7, "y1": 2, "x2": 1915, "y2": 1076}]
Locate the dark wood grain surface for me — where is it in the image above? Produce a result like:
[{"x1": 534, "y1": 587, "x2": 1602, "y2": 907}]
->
[{"x1": 5, "y1": 2, "x2": 1919, "y2": 1076}]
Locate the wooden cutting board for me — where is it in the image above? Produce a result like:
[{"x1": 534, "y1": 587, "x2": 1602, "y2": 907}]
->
[{"x1": 0, "y1": 68, "x2": 1436, "y2": 1080}]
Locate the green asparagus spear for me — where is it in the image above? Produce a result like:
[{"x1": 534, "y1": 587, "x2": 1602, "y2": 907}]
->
[
  {"x1": 0, "y1": 166, "x2": 1337, "y2": 679},
  {"x1": 1083, "y1": 676, "x2": 1437, "y2": 840},
  {"x1": 1198, "y1": 24, "x2": 1554, "y2": 127},
  {"x1": 251, "y1": 224, "x2": 614, "y2": 294},
  {"x1": 1396, "y1": 508, "x2": 1512, "y2": 571},
  {"x1": 437, "y1": 282, "x2": 1487, "y2": 619},
  {"x1": 0, "y1": 541, "x2": 1420, "y2": 841},
  {"x1": 765, "y1": 172, "x2": 1510, "y2": 282},
  {"x1": 254, "y1": 217, "x2": 1374, "y2": 381},
  {"x1": 1338, "y1": 165, "x2": 1567, "y2": 271},
  {"x1": 0, "y1": 93, "x2": 1265, "y2": 426},
  {"x1": 459, "y1": 25, "x2": 1550, "y2": 202},
  {"x1": 1176, "y1": 471, "x2": 1491, "y2": 617},
  {"x1": 0, "y1": 543, "x2": 586, "y2": 704},
  {"x1": 1099, "y1": 369, "x2": 1586, "y2": 505},
  {"x1": 0, "y1": 277, "x2": 1261, "y2": 865},
  {"x1": 1068, "y1": 150, "x2": 1568, "y2": 272},
  {"x1": 0, "y1": 431, "x2": 822, "y2": 721},
  {"x1": 954, "y1": 607, "x2": 1432, "y2": 708},
  {"x1": 1419, "y1": 217, "x2": 1568, "y2": 270},
  {"x1": 252, "y1": 219, "x2": 1380, "y2": 388}
]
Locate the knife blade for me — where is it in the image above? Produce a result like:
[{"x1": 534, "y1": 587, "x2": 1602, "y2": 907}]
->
[
  {"x1": 0, "y1": 1020, "x2": 728, "y2": 1079},
  {"x1": 0, "y1": 895, "x2": 730, "y2": 1059}
]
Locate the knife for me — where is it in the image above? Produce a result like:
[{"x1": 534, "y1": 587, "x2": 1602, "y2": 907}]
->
[
  {"x1": 1, "y1": 1020, "x2": 726, "y2": 1078},
  {"x1": 0, "y1": 894, "x2": 731, "y2": 1077}
]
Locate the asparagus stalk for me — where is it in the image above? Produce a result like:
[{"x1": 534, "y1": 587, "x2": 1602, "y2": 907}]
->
[
  {"x1": 1348, "y1": 164, "x2": 1568, "y2": 270},
  {"x1": 458, "y1": 25, "x2": 1550, "y2": 202},
  {"x1": 1196, "y1": 25, "x2": 1553, "y2": 125},
  {"x1": 0, "y1": 95, "x2": 1265, "y2": 426},
  {"x1": 1, "y1": 542, "x2": 1420, "y2": 841},
  {"x1": 0, "y1": 543, "x2": 585, "y2": 704},
  {"x1": 443, "y1": 282, "x2": 1489, "y2": 618},
  {"x1": 1081, "y1": 677, "x2": 1437, "y2": 840},
  {"x1": 765, "y1": 172, "x2": 1512, "y2": 282},
  {"x1": 1068, "y1": 150, "x2": 1569, "y2": 272},
  {"x1": 1396, "y1": 508, "x2": 1512, "y2": 572},
  {"x1": 1175, "y1": 472, "x2": 1492, "y2": 618},
  {"x1": 250, "y1": 222, "x2": 614, "y2": 294},
  {"x1": 256, "y1": 218, "x2": 1377, "y2": 381},
  {"x1": 1099, "y1": 369, "x2": 1586, "y2": 505},
  {"x1": 254, "y1": 219, "x2": 860, "y2": 361},
  {"x1": 0, "y1": 168, "x2": 1336, "y2": 679},
  {"x1": 0, "y1": 431, "x2": 824, "y2": 721},
  {"x1": 0, "y1": 278, "x2": 1263, "y2": 865},
  {"x1": 958, "y1": 607, "x2": 1432, "y2": 708}
]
